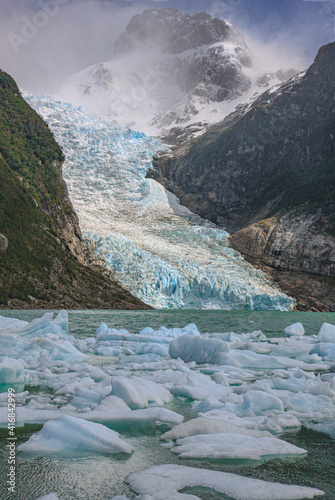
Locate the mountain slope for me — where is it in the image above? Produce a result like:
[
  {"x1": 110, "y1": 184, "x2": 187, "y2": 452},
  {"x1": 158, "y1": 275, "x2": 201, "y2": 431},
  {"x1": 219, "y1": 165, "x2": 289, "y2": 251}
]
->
[
  {"x1": 53, "y1": 8, "x2": 297, "y2": 142},
  {"x1": 149, "y1": 42, "x2": 335, "y2": 311},
  {"x1": 25, "y1": 93, "x2": 294, "y2": 311},
  {"x1": 0, "y1": 70, "x2": 149, "y2": 309}
]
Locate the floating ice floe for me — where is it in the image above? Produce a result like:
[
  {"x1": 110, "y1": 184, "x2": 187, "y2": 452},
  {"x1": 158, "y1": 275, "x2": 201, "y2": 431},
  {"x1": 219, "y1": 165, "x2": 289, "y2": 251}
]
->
[
  {"x1": 318, "y1": 322, "x2": 335, "y2": 343},
  {"x1": 169, "y1": 334, "x2": 329, "y2": 371},
  {"x1": 171, "y1": 432, "x2": 306, "y2": 461},
  {"x1": 17, "y1": 415, "x2": 134, "y2": 454},
  {"x1": 1, "y1": 312, "x2": 335, "y2": 498},
  {"x1": 0, "y1": 315, "x2": 28, "y2": 330},
  {"x1": 284, "y1": 322, "x2": 305, "y2": 337},
  {"x1": 111, "y1": 376, "x2": 172, "y2": 409},
  {"x1": 126, "y1": 464, "x2": 324, "y2": 499},
  {"x1": 160, "y1": 417, "x2": 272, "y2": 441},
  {"x1": 0, "y1": 357, "x2": 25, "y2": 384},
  {"x1": 0, "y1": 405, "x2": 183, "y2": 428}
]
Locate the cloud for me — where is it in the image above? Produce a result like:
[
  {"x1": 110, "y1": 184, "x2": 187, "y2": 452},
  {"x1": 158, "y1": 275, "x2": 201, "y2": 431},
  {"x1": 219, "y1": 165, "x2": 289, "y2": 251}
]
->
[
  {"x1": 0, "y1": 0, "x2": 331, "y2": 94},
  {"x1": 0, "y1": 0, "x2": 144, "y2": 93}
]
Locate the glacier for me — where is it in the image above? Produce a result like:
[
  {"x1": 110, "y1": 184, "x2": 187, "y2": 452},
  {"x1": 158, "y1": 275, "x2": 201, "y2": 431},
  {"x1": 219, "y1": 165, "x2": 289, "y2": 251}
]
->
[{"x1": 25, "y1": 93, "x2": 294, "y2": 310}]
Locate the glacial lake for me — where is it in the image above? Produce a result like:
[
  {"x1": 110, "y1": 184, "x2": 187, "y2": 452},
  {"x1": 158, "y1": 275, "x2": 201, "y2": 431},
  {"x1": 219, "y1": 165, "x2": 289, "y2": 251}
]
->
[{"x1": 0, "y1": 309, "x2": 334, "y2": 500}]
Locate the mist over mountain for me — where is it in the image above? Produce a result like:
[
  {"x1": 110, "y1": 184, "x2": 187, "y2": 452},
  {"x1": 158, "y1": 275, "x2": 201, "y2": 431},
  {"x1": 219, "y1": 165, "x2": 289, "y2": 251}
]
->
[
  {"x1": 53, "y1": 8, "x2": 300, "y2": 141},
  {"x1": 0, "y1": 0, "x2": 330, "y2": 95},
  {"x1": 150, "y1": 41, "x2": 335, "y2": 311},
  {"x1": 0, "y1": 4, "x2": 333, "y2": 312}
]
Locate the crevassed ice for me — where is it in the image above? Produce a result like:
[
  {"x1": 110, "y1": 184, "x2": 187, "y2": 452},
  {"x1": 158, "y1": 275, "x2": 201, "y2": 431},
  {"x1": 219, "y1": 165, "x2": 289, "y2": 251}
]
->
[{"x1": 24, "y1": 93, "x2": 294, "y2": 310}]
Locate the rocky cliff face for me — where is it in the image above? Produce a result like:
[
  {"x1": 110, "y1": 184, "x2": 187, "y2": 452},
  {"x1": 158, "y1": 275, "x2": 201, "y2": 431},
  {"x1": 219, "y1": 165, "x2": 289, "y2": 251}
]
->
[
  {"x1": 55, "y1": 8, "x2": 296, "y2": 139},
  {"x1": 149, "y1": 42, "x2": 335, "y2": 311},
  {"x1": 0, "y1": 71, "x2": 149, "y2": 310}
]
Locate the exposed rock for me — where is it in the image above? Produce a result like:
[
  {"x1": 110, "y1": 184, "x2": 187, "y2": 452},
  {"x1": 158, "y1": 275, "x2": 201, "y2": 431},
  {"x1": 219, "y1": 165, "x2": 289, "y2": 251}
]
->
[
  {"x1": 150, "y1": 42, "x2": 335, "y2": 311},
  {"x1": 0, "y1": 70, "x2": 150, "y2": 310},
  {"x1": 114, "y1": 8, "x2": 243, "y2": 56},
  {"x1": 56, "y1": 8, "x2": 256, "y2": 137},
  {"x1": 229, "y1": 210, "x2": 335, "y2": 311}
]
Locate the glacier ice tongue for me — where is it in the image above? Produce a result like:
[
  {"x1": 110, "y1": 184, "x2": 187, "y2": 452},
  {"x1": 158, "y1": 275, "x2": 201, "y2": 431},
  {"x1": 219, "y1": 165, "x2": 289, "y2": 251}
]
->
[{"x1": 24, "y1": 93, "x2": 294, "y2": 311}]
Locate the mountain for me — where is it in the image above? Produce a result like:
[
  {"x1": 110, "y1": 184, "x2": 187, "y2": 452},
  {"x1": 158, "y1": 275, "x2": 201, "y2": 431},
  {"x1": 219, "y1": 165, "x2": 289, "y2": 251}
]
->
[
  {"x1": 53, "y1": 8, "x2": 297, "y2": 142},
  {"x1": 149, "y1": 42, "x2": 335, "y2": 311},
  {"x1": 0, "y1": 70, "x2": 150, "y2": 310},
  {"x1": 24, "y1": 93, "x2": 294, "y2": 311}
]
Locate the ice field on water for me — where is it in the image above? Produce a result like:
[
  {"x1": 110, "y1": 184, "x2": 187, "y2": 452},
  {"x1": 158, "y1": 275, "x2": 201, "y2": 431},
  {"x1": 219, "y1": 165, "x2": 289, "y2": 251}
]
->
[
  {"x1": 25, "y1": 93, "x2": 294, "y2": 311},
  {"x1": 0, "y1": 310, "x2": 335, "y2": 499}
]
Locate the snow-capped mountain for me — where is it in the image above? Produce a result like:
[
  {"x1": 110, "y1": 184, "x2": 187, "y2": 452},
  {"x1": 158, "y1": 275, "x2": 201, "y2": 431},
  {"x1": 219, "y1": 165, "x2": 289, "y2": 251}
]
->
[
  {"x1": 25, "y1": 92, "x2": 294, "y2": 311},
  {"x1": 53, "y1": 9, "x2": 298, "y2": 140}
]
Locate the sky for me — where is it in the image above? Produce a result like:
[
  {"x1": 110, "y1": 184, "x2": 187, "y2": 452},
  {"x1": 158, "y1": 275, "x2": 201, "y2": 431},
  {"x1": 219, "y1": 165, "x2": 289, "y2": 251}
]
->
[{"x1": 0, "y1": 0, "x2": 333, "y2": 93}]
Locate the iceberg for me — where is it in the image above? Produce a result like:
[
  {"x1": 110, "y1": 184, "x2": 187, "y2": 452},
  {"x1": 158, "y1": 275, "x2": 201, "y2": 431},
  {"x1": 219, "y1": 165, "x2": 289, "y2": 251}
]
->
[
  {"x1": 126, "y1": 464, "x2": 324, "y2": 499},
  {"x1": 318, "y1": 322, "x2": 335, "y2": 343},
  {"x1": 284, "y1": 322, "x2": 305, "y2": 337},
  {"x1": 169, "y1": 334, "x2": 329, "y2": 371},
  {"x1": 0, "y1": 315, "x2": 28, "y2": 330},
  {"x1": 171, "y1": 432, "x2": 307, "y2": 461},
  {"x1": 111, "y1": 376, "x2": 172, "y2": 409},
  {"x1": 17, "y1": 415, "x2": 134, "y2": 454},
  {"x1": 160, "y1": 417, "x2": 271, "y2": 441},
  {"x1": 0, "y1": 312, "x2": 332, "y2": 497},
  {"x1": 0, "y1": 357, "x2": 25, "y2": 384}
]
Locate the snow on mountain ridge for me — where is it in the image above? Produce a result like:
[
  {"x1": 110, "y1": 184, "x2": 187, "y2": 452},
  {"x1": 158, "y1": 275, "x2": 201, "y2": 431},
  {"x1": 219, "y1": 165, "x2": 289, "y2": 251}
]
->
[
  {"x1": 25, "y1": 92, "x2": 294, "y2": 310},
  {"x1": 53, "y1": 9, "x2": 298, "y2": 140}
]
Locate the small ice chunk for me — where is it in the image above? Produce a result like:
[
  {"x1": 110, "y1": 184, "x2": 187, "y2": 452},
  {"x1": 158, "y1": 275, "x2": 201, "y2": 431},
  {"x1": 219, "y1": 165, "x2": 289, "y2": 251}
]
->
[
  {"x1": 35, "y1": 494, "x2": 61, "y2": 500},
  {"x1": 96, "y1": 322, "x2": 108, "y2": 335},
  {"x1": 139, "y1": 327, "x2": 155, "y2": 335},
  {"x1": 53, "y1": 310, "x2": 69, "y2": 333},
  {"x1": 171, "y1": 433, "x2": 307, "y2": 461},
  {"x1": 192, "y1": 396, "x2": 225, "y2": 414},
  {"x1": 17, "y1": 415, "x2": 133, "y2": 454},
  {"x1": 160, "y1": 417, "x2": 271, "y2": 441},
  {"x1": 169, "y1": 335, "x2": 229, "y2": 364},
  {"x1": 170, "y1": 372, "x2": 231, "y2": 401},
  {"x1": 0, "y1": 315, "x2": 28, "y2": 330},
  {"x1": 318, "y1": 323, "x2": 335, "y2": 343},
  {"x1": 0, "y1": 357, "x2": 25, "y2": 384},
  {"x1": 236, "y1": 390, "x2": 284, "y2": 415},
  {"x1": 111, "y1": 376, "x2": 171, "y2": 409},
  {"x1": 126, "y1": 464, "x2": 324, "y2": 499},
  {"x1": 96, "y1": 395, "x2": 131, "y2": 413},
  {"x1": 284, "y1": 322, "x2": 305, "y2": 337}
]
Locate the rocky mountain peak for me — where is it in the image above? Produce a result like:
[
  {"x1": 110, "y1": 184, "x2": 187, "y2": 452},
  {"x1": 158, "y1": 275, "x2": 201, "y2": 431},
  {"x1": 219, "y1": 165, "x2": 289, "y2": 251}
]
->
[{"x1": 114, "y1": 8, "x2": 243, "y2": 56}]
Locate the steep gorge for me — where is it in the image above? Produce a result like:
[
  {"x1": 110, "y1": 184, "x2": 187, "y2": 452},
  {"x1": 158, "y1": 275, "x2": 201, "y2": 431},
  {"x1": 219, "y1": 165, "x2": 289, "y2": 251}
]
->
[{"x1": 0, "y1": 70, "x2": 149, "y2": 310}]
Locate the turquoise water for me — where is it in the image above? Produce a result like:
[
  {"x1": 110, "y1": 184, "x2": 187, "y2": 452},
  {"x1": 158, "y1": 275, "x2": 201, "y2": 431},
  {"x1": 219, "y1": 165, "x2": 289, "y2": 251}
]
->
[
  {"x1": 0, "y1": 310, "x2": 334, "y2": 499},
  {"x1": 3, "y1": 309, "x2": 335, "y2": 337}
]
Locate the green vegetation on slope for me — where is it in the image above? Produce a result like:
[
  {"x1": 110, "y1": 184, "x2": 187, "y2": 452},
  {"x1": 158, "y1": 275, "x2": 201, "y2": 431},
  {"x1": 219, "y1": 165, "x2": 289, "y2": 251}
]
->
[{"x1": 0, "y1": 70, "x2": 149, "y2": 309}]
